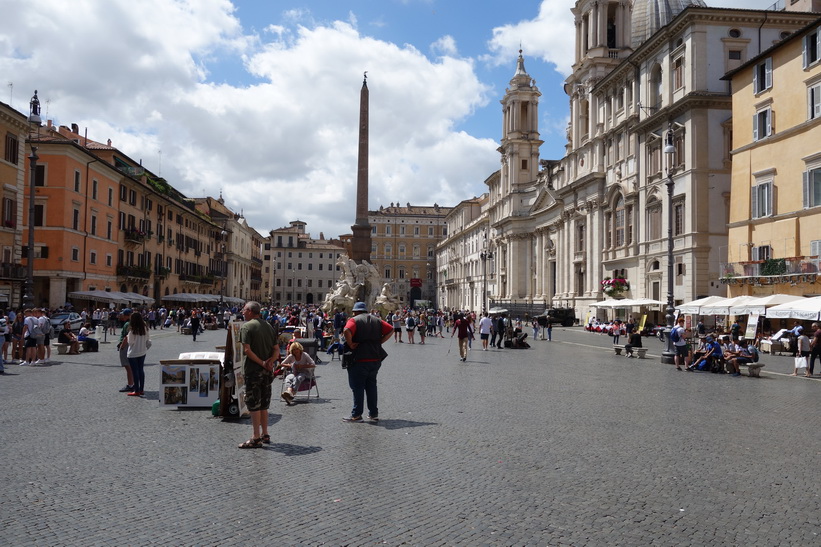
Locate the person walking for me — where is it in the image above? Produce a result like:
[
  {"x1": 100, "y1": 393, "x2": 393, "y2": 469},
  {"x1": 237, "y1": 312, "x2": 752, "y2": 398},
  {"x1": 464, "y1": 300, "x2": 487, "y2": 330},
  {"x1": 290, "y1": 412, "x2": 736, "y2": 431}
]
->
[
  {"x1": 672, "y1": 317, "x2": 688, "y2": 371},
  {"x1": 342, "y1": 302, "x2": 392, "y2": 423},
  {"x1": 238, "y1": 301, "x2": 280, "y2": 448},
  {"x1": 116, "y1": 308, "x2": 135, "y2": 392},
  {"x1": 452, "y1": 313, "x2": 472, "y2": 362},
  {"x1": 809, "y1": 322, "x2": 821, "y2": 377},
  {"x1": 478, "y1": 312, "x2": 493, "y2": 351},
  {"x1": 126, "y1": 312, "x2": 151, "y2": 397},
  {"x1": 190, "y1": 310, "x2": 201, "y2": 342},
  {"x1": 495, "y1": 314, "x2": 506, "y2": 349}
]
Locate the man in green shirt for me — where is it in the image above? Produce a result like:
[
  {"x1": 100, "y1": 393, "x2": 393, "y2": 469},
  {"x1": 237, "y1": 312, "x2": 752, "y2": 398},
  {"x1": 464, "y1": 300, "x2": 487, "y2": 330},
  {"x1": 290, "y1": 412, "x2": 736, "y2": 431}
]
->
[{"x1": 238, "y1": 301, "x2": 280, "y2": 449}]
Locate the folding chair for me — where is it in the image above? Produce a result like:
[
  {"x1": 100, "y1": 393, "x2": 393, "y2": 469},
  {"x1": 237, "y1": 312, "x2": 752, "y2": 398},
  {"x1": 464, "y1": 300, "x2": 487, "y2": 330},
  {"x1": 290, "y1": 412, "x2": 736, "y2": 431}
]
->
[{"x1": 281, "y1": 370, "x2": 319, "y2": 404}]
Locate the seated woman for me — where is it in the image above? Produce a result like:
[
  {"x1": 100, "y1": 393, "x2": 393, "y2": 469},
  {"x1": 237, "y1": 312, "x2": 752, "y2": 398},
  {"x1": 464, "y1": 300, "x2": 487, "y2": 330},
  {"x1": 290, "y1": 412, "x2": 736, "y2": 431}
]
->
[
  {"x1": 77, "y1": 322, "x2": 99, "y2": 352},
  {"x1": 280, "y1": 341, "x2": 316, "y2": 404},
  {"x1": 57, "y1": 321, "x2": 81, "y2": 354},
  {"x1": 624, "y1": 331, "x2": 642, "y2": 357}
]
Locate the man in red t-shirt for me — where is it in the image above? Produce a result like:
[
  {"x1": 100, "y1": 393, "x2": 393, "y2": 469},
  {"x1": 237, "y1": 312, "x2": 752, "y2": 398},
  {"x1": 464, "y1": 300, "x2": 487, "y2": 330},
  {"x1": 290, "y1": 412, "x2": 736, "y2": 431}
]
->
[
  {"x1": 451, "y1": 313, "x2": 472, "y2": 362},
  {"x1": 342, "y1": 302, "x2": 393, "y2": 422}
]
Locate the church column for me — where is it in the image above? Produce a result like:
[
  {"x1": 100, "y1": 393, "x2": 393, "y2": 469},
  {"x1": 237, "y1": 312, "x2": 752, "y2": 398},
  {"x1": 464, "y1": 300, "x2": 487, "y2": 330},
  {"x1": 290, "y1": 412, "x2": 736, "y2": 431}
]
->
[
  {"x1": 599, "y1": 1, "x2": 608, "y2": 48},
  {"x1": 615, "y1": 2, "x2": 624, "y2": 48},
  {"x1": 588, "y1": 5, "x2": 597, "y2": 52},
  {"x1": 536, "y1": 229, "x2": 545, "y2": 301},
  {"x1": 576, "y1": 19, "x2": 582, "y2": 63}
]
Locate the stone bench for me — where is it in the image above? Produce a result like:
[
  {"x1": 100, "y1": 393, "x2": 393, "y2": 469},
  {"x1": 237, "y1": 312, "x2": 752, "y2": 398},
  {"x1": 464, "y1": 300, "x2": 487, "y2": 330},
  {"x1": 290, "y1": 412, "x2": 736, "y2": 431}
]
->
[
  {"x1": 738, "y1": 362, "x2": 765, "y2": 377},
  {"x1": 614, "y1": 345, "x2": 647, "y2": 359}
]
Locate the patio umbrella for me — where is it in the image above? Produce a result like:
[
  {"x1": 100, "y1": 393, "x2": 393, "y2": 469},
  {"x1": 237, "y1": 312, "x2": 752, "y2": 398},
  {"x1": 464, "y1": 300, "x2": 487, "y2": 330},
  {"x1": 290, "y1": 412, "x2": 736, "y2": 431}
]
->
[
  {"x1": 728, "y1": 294, "x2": 805, "y2": 316},
  {"x1": 699, "y1": 295, "x2": 759, "y2": 316},
  {"x1": 676, "y1": 295, "x2": 727, "y2": 314},
  {"x1": 765, "y1": 295, "x2": 821, "y2": 321}
]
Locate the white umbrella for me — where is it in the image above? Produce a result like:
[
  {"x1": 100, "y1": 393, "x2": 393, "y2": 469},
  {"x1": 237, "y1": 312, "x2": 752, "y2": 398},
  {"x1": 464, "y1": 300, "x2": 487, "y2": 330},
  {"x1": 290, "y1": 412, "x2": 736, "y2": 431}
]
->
[
  {"x1": 699, "y1": 295, "x2": 759, "y2": 316},
  {"x1": 593, "y1": 298, "x2": 664, "y2": 308},
  {"x1": 676, "y1": 295, "x2": 727, "y2": 314},
  {"x1": 765, "y1": 295, "x2": 821, "y2": 321},
  {"x1": 728, "y1": 294, "x2": 805, "y2": 316},
  {"x1": 68, "y1": 290, "x2": 130, "y2": 304}
]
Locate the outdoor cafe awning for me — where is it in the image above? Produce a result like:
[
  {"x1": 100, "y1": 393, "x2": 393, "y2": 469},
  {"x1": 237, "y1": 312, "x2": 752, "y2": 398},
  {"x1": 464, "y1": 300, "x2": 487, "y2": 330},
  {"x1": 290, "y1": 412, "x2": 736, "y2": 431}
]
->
[
  {"x1": 765, "y1": 295, "x2": 821, "y2": 321},
  {"x1": 591, "y1": 298, "x2": 664, "y2": 309},
  {"x1": 728, "y1": 294, "x2": 804, "y2": 316},
  {"x1": 676, "y1": 295, "x2": 727, "y2": 315}
]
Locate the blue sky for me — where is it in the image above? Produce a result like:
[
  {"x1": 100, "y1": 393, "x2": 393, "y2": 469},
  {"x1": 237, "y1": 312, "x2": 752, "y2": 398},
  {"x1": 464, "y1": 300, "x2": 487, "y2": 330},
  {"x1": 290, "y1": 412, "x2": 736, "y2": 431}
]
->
[{"x1": 0, "y1": 0, "x2": 773, "y2": 239}]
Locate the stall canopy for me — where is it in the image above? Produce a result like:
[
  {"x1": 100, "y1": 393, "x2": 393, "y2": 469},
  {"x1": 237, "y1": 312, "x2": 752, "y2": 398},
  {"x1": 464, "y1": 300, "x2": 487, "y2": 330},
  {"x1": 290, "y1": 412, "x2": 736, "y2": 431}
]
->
[
  {"x1": 591, "y1": 298, "x2": 664, "y2": 309},
  {"x1": 122, "y1": 292, "x2": 155, "y2": 306},
  {"x1": 161, "y1": 294, "x2": 244, "y2": 305},
  {"x1": 68, "y1": 290, "x2": 133, "y2": 305},
  {"x1": 676, "y1": 295, "x2": 727, "y2": 315},
  {"x1": 698, "y1": 295, "x2": 759, "y2": 316},
  {"x1": 728, "y1": 294, "x2": 805, "y2": 316},
  {"x1": 765, "y1": 295, "x2": 821, "y2": 321}
]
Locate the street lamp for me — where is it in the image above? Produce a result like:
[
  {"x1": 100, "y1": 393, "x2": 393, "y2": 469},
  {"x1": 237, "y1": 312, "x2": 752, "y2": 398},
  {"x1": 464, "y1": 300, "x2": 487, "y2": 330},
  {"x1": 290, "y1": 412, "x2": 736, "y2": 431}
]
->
[
  {"x1": 219, "y1": 224, "x2": 227, "y2": 312},
  {"x1": 291, "y1": 269, "x2": 295, "y2": 303},
  {"x1": 480, "y1": 235, "x2": 493, "y2": 313},
  {"x1": 23, "y1": 90, "x2": 42, "y2": 309},
  {"x1": 661, "y1": 124, "x2": 677, "y2": 365}
]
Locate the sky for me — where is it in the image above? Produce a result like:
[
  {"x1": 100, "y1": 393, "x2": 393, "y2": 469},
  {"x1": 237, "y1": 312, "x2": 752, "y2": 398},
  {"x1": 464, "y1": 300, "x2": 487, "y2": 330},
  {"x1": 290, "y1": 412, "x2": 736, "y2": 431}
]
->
[{"x1": 0, "y1": 0, "x2": 774, "y2": 240}]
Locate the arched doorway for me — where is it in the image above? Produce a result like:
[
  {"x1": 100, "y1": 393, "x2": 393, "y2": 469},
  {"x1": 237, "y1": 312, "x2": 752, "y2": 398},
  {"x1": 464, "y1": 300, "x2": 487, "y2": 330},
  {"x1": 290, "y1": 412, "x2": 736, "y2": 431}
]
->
[{"x1": 410, "y1": 286, "x2": 421, "y2": 308}]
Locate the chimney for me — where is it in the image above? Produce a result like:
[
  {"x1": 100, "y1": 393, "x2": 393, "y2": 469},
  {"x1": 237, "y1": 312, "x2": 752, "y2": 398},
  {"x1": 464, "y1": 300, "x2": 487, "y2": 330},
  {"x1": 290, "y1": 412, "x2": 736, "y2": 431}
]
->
[{"x1": 71, "y1": 123, "x2": 79, "y2": 134}]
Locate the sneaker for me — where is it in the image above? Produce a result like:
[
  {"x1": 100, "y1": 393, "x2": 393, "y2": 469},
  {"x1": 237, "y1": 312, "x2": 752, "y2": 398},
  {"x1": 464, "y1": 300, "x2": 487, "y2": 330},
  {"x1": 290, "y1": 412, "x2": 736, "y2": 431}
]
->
[
  {"x1": 367, "y1": 415, "x2": 379, "y2": 422},
  {"x1": 127, "y1": 391, "x2": 141, "y2": 396},
  {"x1": 119, "y1": 385, "x2": 134, "y2": 392},
  {"x1": 342, "y1": 415, "x2": 363, "y2": 423},
  {"x1": 19, "y1": 361, "x2": 30, "y2": 366},
  {"x1": 33, "y1": 360, "x2": 42, "y2": 366},
  {"x1": 281, "y1": 391, "x2": 294, "y2": 403},
  {"x1": 732, "y1": 372, "x2": 741, "y2": 377}
]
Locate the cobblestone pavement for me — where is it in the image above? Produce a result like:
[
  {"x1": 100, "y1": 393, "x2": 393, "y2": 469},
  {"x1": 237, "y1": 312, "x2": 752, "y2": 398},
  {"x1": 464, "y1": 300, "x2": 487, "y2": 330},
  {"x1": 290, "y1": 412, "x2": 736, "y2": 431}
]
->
[{"x1": 1, "y1": 326, "x2": 819, "y2": 546}]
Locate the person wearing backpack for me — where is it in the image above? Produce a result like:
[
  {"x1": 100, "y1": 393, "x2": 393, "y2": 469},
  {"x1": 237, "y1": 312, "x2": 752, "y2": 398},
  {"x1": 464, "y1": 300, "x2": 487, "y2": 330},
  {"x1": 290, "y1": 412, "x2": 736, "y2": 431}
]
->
[
  {"x1": 405, "y1": 313, "x2": 416, "y2": 344},
  {"x1": 39, "y1": 309, "x2": 53, "y2": 363},
  {"x1": 21, "y1": 309, "x2": 42, "y2": 366},
  {"x1": 671, "y1": 316, "x2": 688, "y2": 371}
]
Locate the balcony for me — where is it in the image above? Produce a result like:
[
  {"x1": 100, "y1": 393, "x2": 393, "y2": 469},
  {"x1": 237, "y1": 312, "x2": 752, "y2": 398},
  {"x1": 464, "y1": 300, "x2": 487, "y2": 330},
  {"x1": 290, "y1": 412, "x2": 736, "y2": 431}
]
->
[
  {"x1": 720, "y1": 257, "x2": 820, "y2": 285},
  {"x1": 117, "y1": 265, "x2": 151, "y2": 279},
  {"x1": 124, "y1": 228, "x2": 151, "y2": 244},
  {"x1": 156, "y1": 267, "x2": 171, "y2": 279}
]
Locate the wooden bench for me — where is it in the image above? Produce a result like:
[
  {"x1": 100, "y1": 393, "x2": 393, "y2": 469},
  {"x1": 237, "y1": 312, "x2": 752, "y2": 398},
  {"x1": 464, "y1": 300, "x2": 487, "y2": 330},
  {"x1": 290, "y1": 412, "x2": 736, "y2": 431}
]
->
[
  {"x1": 738, "y1": 362, "x2": 765, "y2": 377},
  {"x1": 614, "y1": 345, "x2": 648, "y2": 359}
]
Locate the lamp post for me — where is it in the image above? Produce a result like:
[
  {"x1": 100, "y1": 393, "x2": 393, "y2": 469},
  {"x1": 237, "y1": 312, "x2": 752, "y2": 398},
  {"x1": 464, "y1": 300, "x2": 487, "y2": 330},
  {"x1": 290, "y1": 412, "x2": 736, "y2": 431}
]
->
[
  {"x1": 219, "y1": 224, "x2": 227, "y2": 313},
  {"x1": 291, "y1": 269, "x2": 295, "y2": 304},
  {"x1": 480, "y1": 236, "x2": 493, "y2": 313},
  {"x1": 23, "y1": 91, "x2": 42, "y2": 309},
  {"x1": 661, "y1": 124, "x2": 677, "y2": 365}
]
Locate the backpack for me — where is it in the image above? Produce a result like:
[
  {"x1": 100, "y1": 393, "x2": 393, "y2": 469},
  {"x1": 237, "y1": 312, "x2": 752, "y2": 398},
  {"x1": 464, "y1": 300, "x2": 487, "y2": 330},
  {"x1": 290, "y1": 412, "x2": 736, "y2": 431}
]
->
[
  {"x1": 407, "y1": 317, "x2": 415, "y2": 328},
  {"x1": 29, "y1": 318, "x2": 43, "y2": 337},
  {"x1": 43, "y1": 317, "x2": 54, "y2": 338},
  {"x1": 670, "y1": 327, "x2": 681, "y2": 343},
  {"x1": 749, "y1": 346, "x2": 759, "y2": 363},
  {"x1": 696, "y1": 358, "x2": 710, "y2": 371}
]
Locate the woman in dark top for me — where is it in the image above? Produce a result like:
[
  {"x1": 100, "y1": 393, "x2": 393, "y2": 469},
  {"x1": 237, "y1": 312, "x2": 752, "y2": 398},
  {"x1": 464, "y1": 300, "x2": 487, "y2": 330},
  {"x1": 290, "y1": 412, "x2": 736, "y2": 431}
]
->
[{"x1": 624, "y1": 330, "x2": 642, "y2": 358}]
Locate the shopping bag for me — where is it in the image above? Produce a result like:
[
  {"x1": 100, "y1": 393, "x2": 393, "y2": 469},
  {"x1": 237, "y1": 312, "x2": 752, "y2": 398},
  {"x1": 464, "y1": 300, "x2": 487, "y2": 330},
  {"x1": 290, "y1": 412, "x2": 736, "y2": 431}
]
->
[{"x1": 794, "y1": 356, "x2": 808, "y2": 369}]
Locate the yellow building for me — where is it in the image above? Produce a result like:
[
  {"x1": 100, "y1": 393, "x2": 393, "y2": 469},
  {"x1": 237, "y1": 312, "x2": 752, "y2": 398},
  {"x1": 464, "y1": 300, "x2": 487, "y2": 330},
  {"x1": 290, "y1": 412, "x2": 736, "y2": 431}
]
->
[{"x1": 725, "y1": 14, "x2": 821, "y2": 298}]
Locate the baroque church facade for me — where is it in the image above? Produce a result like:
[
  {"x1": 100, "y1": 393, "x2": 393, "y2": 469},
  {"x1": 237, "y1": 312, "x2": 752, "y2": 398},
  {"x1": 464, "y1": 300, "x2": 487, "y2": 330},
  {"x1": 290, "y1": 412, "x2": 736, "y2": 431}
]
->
[{"x1": 480, "y1": 0, "x2": 819, "y2": 323}]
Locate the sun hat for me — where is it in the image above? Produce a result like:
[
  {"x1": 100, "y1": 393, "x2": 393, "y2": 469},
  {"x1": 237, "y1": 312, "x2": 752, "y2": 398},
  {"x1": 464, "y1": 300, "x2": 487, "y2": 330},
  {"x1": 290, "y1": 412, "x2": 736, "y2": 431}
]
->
[
  {"x1": 352, "y1": 302, "x2": 368, "y2": 312},
  {"x1": 121, "y1": 308, "x2": 133, "y2": 315}
]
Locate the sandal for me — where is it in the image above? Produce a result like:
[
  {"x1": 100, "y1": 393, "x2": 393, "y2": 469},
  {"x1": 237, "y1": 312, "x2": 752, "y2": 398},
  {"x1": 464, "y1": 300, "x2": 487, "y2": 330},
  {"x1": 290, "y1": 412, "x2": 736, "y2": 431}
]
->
[
  {"x1": 261, "y1": 434, "x2": 271, "y2": 444},
  {"x1": 238, "y1": 438, "x2": 262, "y2": 449}
]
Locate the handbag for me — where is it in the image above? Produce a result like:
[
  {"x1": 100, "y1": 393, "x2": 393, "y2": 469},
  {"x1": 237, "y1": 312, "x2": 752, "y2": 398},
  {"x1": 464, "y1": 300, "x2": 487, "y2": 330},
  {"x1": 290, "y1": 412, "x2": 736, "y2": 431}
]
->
[
  {"x1": 342, "y1": 351, "x2": 354, "y2": 369},
  {"x1": 794, "y1": 356, "x2": 808, "y2": 369}
]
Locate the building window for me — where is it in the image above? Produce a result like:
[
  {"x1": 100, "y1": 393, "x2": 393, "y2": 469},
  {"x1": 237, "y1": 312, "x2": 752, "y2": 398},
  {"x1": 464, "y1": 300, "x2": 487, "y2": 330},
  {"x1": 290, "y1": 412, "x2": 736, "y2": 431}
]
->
[
  {"x1": 673, "y1": 200, "x2": 685, "y2": 236},
  {"x1": 399, "y1": 244, "x2": 406, "y2": 258},
  {"x1": 384, "y1": 244, "x2": 392, "y2": 258},
  {"x1": 90, "y1": 215, "x2": 97, "y2": 236},
  {"x1": 604, "y1": 212, "x2": 612, "y2": 248},
  {"x1": 73, "y1": 209, "x2": 80, "y2": 230},
  {"x1": 752, "y1": 181, "x2": 773, "y2": 219},
  {"x1": 413, "y1": 245, "x2": 420, "y2": 258},
  {"x1": 34, "y1": 165, "x2": 45, "y2": 186},
  {"x1": 576, "y1": 223, "x2": 585, "y2": 252},
  {"x1": 400, "y1": 226, "x2": 405, "y2": 235},
  {"x1": 804, "y1": 27, "x2": 820, "y2": 68},
  {"x1": 74, "y1": 171, "x2": 81, "y2": 192},
  {"x1": 650, "y1": 65, "x2": 663, "y2": 109},
  {"x1": 752, "y1": 245, "x2": 772, "y2": 261},
  {"x1": 728, "y1": 50, "x2": 742, "y2": 61},
  {"x1": 414, "y1": 226, "x2": 420, "y2": 236},
  {"x1": 71, "y1": 247, "x2": 80, "y2": 261},
  {"x1": 804, "y1": 168, "x2": 821, "y2": 208},
  {"x1": 2, "y1": 197, "x2": 16, "y2": 228},
  {"x1": 90, "y1": 250, "x2": 97, "y2": 265},
  {"x1": 4, "y1": 132, "x2": 18, "y2": 164},
  {"x1": 648, "y1": 143, "x2": 661, "y2": 175},
  {"x1": 92, "y1": 179, "x2": 98, "y2": 200},
  {"x1": 427, "y1": 245, "x2": 434, "y2": 258},
  {"x1": 753, "y1": 107, "x2": 772, "y2": 141},
  {"x1": 809, "y1": 83, "x2": 821, "y2": 120},
  {"x1": 385, "y1": 266, "x2": 391, "y2": 278},
  {"x1": 106, "y1": 254, "x2": 112, "y2": 267},
  {"x1": 614, "y1": 196, "x2": 625, "y2": 247},
  {"x1": 398, "y1": 267, "x2": 405, "y2": 279},
  {"x1": 753, "y1": 58, "x2": 773, "y2": 94},
  {"x1": 672, "y1": 56, "x2": 684, "y2": 90},
  {"x1": 647, "y1": 200, "x2": 662, "y2": 241},
  {"x1": 385, "y1": 225, "x2": 391, "y2": 235},
  {"x1": 371, "y1": 226, "x2": 376, "y2": 234}
]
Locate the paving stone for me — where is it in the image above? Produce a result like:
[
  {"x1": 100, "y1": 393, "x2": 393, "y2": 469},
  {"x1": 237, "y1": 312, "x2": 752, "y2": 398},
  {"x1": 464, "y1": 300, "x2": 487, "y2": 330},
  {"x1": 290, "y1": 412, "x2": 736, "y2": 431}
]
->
[{"x1": 0, "y1": 326, "x2": 819, "y2": 544}]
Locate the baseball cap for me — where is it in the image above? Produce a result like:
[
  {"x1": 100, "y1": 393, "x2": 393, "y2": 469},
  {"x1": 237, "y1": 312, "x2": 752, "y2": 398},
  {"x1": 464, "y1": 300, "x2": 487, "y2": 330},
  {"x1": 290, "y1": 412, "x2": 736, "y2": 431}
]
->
[
  {"x1": 352, "y1": 302, "x2": 367, "y2": 312},
  {"x1": 121, "y1": 308, "x2": 133, "y2": 315}
]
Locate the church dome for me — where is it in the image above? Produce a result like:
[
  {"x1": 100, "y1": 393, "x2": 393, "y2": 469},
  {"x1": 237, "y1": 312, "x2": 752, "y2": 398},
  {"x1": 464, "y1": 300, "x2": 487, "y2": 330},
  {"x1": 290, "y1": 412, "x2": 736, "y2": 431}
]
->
[{"x1": 631, "y1": 0, "x2": 707, "y2": 48}]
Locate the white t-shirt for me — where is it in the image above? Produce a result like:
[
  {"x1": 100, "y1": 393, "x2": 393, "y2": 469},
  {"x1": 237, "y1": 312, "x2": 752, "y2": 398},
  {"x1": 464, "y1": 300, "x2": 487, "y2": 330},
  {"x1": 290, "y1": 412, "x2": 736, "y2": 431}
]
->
[{"x1": 478, "y1": 316, "x2": 493, "y2": 335}]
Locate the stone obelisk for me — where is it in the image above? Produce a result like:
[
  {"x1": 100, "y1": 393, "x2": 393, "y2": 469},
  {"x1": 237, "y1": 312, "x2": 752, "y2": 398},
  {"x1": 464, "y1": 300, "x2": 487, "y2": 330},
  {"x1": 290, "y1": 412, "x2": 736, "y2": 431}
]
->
[{"x1": 350, "y1": 73, "x2": 372, "y2": 264}]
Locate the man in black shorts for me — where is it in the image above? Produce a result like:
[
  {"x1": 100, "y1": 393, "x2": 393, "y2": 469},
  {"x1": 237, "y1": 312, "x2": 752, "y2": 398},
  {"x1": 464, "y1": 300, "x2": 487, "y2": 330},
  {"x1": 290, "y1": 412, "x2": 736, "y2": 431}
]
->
[{"x1": 238, "y1": 301, "x2": 279, "y2": 449}]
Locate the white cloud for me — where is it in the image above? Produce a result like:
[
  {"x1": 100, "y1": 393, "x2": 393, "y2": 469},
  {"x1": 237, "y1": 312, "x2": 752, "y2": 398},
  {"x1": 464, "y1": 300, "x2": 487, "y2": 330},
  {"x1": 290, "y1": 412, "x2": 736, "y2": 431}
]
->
[
  {"x1": 0, "y1": 0, "x2": 498, "y2": 239},
  {"x1": 431, "y1": 35, "x2": 458, "y2": 57}
]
